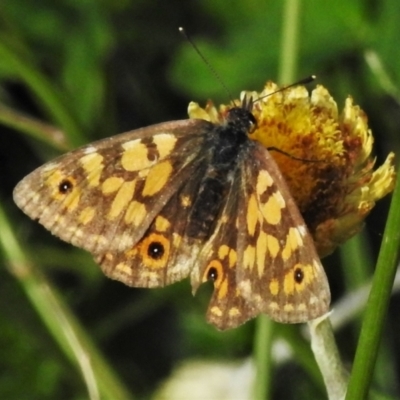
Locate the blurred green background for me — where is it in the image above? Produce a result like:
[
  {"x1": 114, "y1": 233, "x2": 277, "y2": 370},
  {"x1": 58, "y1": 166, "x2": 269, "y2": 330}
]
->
[{"x1": 1, "y1": 1, "x2": 399, "y2": 399}]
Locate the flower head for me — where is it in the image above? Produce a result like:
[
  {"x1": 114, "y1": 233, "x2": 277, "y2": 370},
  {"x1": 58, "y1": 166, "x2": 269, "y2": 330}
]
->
[{"x1": 189, "y1": 82, "x2": 396, "y2": 257}]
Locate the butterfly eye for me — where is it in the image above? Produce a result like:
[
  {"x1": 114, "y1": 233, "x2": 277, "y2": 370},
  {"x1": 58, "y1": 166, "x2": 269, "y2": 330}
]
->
[
  {"x1": 294, "y1": 267, "x2": 304, "y2": 284},
  {"x1": 249, "y1": 113, "x2": 256, "y2": 125},
  {"x1": 247, "y1": 113, "x2": 257, "y2": 134},
  {"x1": 58, "y1": 179, "x2": 74, "y2": 194}
]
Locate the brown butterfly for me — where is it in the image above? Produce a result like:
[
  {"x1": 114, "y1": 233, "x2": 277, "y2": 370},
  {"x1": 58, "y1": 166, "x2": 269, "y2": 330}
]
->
[{"x1": 13, "y1": 96, "x2": 330, "y2": 330}]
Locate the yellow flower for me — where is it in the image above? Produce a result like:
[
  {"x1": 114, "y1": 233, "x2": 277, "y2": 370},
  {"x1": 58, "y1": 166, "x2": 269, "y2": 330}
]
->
[{"x1": 188, "y1": 82, "x2": 396, "y2": 257}]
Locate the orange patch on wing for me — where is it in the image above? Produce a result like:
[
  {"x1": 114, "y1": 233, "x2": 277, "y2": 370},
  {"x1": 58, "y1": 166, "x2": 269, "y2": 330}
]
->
[{"x1": 142, "y1": 161, "x2": 173, "y2": 196}]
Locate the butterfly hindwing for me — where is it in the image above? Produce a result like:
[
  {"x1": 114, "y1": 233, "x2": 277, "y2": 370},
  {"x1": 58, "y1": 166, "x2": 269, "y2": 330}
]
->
[
  {"x1": 96, "y1": 166, "x2": 208, "y2": 288},
  {"x1": 236, "y1": 143, "x2": 330, "y2": 323},
  {"x1": 191, "y1": 168, "x2": 259, "y2": 329}
]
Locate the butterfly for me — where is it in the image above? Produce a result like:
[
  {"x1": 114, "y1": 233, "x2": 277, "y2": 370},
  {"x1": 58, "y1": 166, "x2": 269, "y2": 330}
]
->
[{"x1": 13, "y1": 95, "x2": 330, "y2": 330}]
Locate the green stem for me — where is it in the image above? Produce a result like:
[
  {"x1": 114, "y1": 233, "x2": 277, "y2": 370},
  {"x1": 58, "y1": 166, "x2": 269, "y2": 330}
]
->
[
  {"x1": 252, "y1": 316, "x2": 274, "y2": 399},
  {"x1": 279, "y1": 0, "x2": 301, "y2": 84},
  {"x1": 346, "y1": 172, "x2": 400, "y2": 399},
  {"x1": 309, "y1": 316, "x2": 348, "y2": 400}
]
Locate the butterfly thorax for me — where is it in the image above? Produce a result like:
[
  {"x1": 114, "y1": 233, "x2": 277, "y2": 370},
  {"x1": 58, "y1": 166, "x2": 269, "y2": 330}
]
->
[{"x1": 186, "y1": 107, "x2": 255, "y2": 240}]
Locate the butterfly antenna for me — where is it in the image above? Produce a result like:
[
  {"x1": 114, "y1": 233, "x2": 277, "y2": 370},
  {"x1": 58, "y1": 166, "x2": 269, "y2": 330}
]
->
[
  {"x1": 179, "y1": 27, "x2": 235, "y2": 103},
  {"x1": 255, "y1": 75, "x2": 316, "y2": 103}
]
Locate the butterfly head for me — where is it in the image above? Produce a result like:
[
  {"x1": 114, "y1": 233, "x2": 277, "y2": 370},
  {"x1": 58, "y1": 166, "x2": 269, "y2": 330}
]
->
[{"x1": 225, "y1": 96, "x2": 257, "y2": 136}]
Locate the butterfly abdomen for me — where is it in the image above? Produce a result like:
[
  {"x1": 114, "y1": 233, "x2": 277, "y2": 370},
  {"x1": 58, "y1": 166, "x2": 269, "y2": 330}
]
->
[{"x1": 186, "y1": 176, "x2": 227, "y2": 239}]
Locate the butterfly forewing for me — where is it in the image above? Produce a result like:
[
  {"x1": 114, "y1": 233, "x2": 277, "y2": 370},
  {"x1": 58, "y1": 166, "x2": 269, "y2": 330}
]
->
[{"x1": 13, "y1": 119, "x2": 212, "y2": 255}]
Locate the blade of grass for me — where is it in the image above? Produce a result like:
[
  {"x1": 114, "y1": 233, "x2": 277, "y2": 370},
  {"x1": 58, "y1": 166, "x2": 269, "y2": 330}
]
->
[
  {"x1": 277, "y1": 324, "x2": 326, "y2": 388},
  {"x1": 278, "y1": 0, "x2": 301, "y2": 84},
  {"x1": 345, "y1": 172, "x2": 400, "y2": 399},
  {"x1": 0, "y1": 40, "x2": 83, "y2": 146},
  {"x1": 364, "y1": 50, "x2": 400, "y2": 101},
  {"x1": 0, "y1": 203, "x2": 135, "y2": 400},
  {"x1": 340, "y1": 233, "x2": 398, "y2": 394},
  {"x1": 340, "y1": 233, "x2": 373, "y2": 292},
  {"x1": 330, "y1": 267, "x2": 400, "y2": 331},
  {"x1": 0, "y1": 103, "x2": 69, "y2": 151}
]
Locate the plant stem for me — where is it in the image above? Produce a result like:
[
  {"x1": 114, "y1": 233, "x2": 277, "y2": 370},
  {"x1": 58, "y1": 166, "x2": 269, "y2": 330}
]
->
[
  {"x1": 253, "y1": 316, "x2": 274, "y2": 399},
  {"x1": 309, "y1": 315, "x2": 348, "y2": 400},
  {"x1": 346, "y1": 172, "x2": 400, "y2": 399}
]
